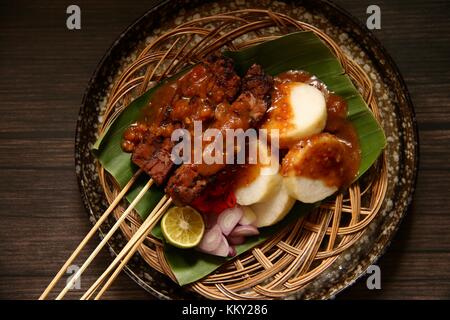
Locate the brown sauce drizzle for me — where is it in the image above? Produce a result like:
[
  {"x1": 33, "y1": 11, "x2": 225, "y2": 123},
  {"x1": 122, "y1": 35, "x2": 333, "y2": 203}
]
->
[
  {"x1": 234, "y1": 164, "x2": 261, "y2": 188},
  {"x1": 237, "y1": 70, "x2": 361, "y2": 190},
  {"x1": 275, "y1": 71, "x2": 360, "y2": 188},
  {"x1": 281, "y1": 132, "x2": 360, "y2": 188},
  {"x1": 121, "y1": 62, "x2": 239, "y2": 153},
  {"x1": 261, "y1": 71, "x2": 314, "y2": 146}
]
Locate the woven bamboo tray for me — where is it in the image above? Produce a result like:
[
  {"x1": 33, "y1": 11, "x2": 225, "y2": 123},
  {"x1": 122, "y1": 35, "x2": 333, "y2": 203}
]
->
[{"x1": 93, "y1": 9, "x2": 388, "y2": 299}]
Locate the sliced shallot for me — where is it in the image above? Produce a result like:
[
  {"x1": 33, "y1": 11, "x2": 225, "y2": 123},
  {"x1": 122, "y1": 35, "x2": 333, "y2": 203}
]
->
[
  {"x1": 210, "y1": 235, "x2": 230, "y2": 257},
  {"x1": 217, "y1": 207, "x2": 243, "y2": 236},
  {"x1": 197, "y1": 225, "x2": 222, "y2": 253},
  {"x1": 228, "y1": 246, "x2": 237, "y2": 257},
  {"x1": 227, "y1": 236, "x2": 245, "y2": 245},
  {"x1": 203, "y1": 213, "x2": 218, "y2": 229},
  {"x1": 230, "y1": 224, "x2": 260, "y2": 237}
]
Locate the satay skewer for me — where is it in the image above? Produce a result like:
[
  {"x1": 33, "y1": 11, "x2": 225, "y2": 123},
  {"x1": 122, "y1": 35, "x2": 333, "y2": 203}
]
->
[
  {"x1": 80, "y1": 195, "x2": 172, "y2": 300},
  {"x1": 54, "y1": 177, "x2": 154, "y2": 300},
  {"x1": 42, "y1": 56, "x2": 268, "y2": 299},
  {"x1": 39, "y1": 169, "x2": 144, "y2": 300},
  {"x1": 83, "y1": 63, "x2": 273, "y2": 299}
]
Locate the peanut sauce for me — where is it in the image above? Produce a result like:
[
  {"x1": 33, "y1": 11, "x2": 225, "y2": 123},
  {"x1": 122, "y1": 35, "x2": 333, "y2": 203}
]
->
[
  {"x1": 261, "y1": 71, "x2": 313, "y2": 146},
  {"x1": 277, "y1": 71, "x2": 360, "y2": 188},
  {"x1": 233, "y1": 163, "x2": 261, "y2": 189},
  {"x1": 281, "y1": 132, "x2": 360, "y2": 188},
  {"x1": 122, "y1": 62, "x2": 240, "y2": 153},
  {"x1": 235, "y1": 70, "x2": 361, "y2": 190}
]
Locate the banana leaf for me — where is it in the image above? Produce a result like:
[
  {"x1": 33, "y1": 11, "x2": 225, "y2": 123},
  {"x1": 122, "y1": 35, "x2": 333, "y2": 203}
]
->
[{"x1": 92, "y1": 31, "x2": 386, "y2": 286}]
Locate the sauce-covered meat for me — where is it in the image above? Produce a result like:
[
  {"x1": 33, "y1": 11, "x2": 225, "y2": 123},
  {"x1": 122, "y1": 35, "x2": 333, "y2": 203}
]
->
[
  {"x1": 165, "y1": 64, "x2": 273, "y2": 205},
  {"x1": 121, "y1": 55, "x2": 241, "y2": 185}
]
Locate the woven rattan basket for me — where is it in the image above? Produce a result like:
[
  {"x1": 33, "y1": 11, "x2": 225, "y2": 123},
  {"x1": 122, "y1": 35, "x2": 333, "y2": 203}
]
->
[{"x1": 96, "y1": 10, "x2": 387, "y2": 299}]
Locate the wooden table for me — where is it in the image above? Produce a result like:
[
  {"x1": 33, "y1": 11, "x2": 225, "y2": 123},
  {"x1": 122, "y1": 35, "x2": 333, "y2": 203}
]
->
[{"x1": 0, "y1": 0, "x2": 449, "y2": 299}]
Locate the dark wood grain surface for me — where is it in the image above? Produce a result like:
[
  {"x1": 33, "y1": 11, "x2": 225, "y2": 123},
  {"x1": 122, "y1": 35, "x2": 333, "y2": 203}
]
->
[{"x1": 0, "y1": 0, "x2": 449, "y2": 300}]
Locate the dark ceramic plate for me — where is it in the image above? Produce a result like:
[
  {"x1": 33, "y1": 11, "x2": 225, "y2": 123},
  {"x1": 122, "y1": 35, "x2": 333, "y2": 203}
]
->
[{"x1": 75, "y1": 0, "x2": 418, "y2": 299}]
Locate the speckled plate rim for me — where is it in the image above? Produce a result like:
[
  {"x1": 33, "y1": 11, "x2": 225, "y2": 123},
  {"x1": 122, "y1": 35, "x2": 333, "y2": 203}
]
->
[
  {"x1": 74, "y1": 0, "x2": 419, "y2": 299},
  {"x1": 312, "y1": 1, "x2": 419, "y2": 299}
]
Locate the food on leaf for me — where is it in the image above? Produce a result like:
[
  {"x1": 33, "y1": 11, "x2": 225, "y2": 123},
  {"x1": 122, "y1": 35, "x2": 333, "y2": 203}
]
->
[
  {"x1": 234, "y1": 141, "x2": 282, "y2": 206},
  {"x1": 217, "y1": 206, "x2": 243, "y2": 236},
  {"x1": 262, "y1": 74, "x2": 327, "y2": 147},
  {"x1": 282, "y1": 133, "x2": 359, "y2": 203},
  {"x1": 209, "y1": 234, "x2": 230, "y2": 257},
  {"x1": 165, "y1": 64, "x2": 273, "y2": 206},
  {"x1": 93, "y1": 31, "x2": 385, "y2": 285},
  {"x1": 230, "y1": 224, "x2": 259, "y2": 237},
  {"x1": 123, "y1": 55, "x2": 241, "y2": 185},
  {"x1": 228, "y1": 236, "x2": 245, "y2": 245},
  {"x1": 197, "y1": 225, "x2": 223, "y2": 253},
  {"x1": 250, "y1": 183, "x2": 296, "y2": 228},
  {"x1": 239, "y1": 206, "x2": 257, "y2": 226},
  {"x1": 161, "y1": 206, "x2": 205, "y2": 249}
]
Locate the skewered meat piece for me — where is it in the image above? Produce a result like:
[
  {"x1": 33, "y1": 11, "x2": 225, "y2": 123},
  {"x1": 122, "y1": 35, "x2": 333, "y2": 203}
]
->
[
  {"x1": 165, "y1": 64, "x2": 273, "y2": 205},
  {"x1": 170, "y1": 54, "x2": 241, "y2": 129},
  {"x1": 131, "y1": 133, "x2": 174, "y2": 185},
  {"x1": 126, "y1": 55, "x2": 241, "y2": 185}
]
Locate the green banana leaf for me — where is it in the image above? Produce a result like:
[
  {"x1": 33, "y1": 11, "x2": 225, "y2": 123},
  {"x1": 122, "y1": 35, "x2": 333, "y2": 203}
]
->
[{"x1": 92, "y1": 31, "x2": 386, "y2": 286}]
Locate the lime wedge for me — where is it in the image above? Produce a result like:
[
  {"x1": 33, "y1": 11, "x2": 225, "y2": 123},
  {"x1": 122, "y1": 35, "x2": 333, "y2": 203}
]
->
[{"x1": 161, "y1": 206, "x2": 205, "y2": 249}]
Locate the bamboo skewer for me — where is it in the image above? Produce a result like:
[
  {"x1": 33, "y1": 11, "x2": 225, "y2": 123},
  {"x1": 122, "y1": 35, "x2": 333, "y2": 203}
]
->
[
  {"x1": 93, "y1": 197, "x2": 172, "y2": 300},
  {"x1": 55, "y1": 178, "x2": 154, "y2": 300},
  {"x1": 80, "y1": 196, "x2": 172, "y2": 300},
  {"x1": 42, "y1": 37, "x2": 182, "y2": 298},
  {"x1": 43, "y1": 23, "x2": 183, "y2": 301},
  {"x1": 39, "y1": 169, "x2": 143, "y2": 300},
  {"x1": 81, "y1": 196, "x2": 171, "y2": 299}
]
